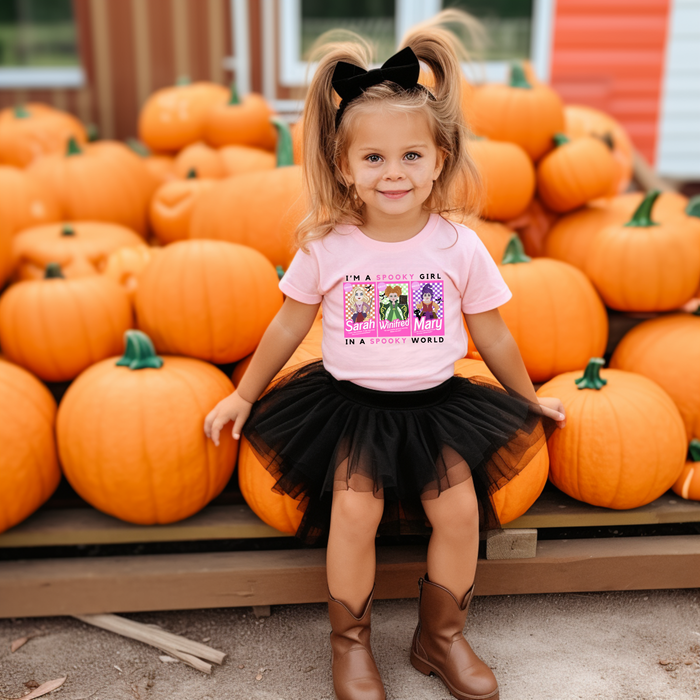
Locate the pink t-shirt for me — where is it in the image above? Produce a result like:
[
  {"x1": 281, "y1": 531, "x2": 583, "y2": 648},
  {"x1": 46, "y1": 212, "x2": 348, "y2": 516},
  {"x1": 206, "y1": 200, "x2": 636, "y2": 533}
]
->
[{"x1": 279, "y1": 213, "x2": 512, "y2": 391}]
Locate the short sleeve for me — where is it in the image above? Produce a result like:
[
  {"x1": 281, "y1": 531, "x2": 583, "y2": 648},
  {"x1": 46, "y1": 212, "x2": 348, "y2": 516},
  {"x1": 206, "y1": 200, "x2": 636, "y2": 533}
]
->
[
  {"x1": 461, "y1": 235, "x2": 512, "y2": 314},
  {"x1": 278, "y1": 245, "x2": 323, "y2": 304}
]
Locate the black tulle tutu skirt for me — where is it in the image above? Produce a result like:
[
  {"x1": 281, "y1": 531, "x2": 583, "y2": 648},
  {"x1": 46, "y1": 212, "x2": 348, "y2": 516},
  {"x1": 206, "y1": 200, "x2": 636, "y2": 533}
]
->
[{"x1": 242, "y1": 360, "x2": 556, "y2": 546}]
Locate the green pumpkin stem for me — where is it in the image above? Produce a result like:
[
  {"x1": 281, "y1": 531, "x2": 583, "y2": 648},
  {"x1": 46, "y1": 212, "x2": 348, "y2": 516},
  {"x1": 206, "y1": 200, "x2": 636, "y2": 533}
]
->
[
  {"x1": 86, "y1": 123, "x2": 99, "y2": 142},
  {"x1": 501, "y1": 235, "x2": 531, "y2": 265},
  {"x1": 685, "y1": 195, "x2": 700, "y2": 219},
  {"x1": 14, "y1": 105, "x2": 30, "y2": 119},
  {"x1": 126, "y1": 138, "x2": 151, "y2": 157},
  {"x1": 575, "y1": 358, "x2": 608, "y2": 390},
  {"x1": 624, "y1": 190, "x2": 661, "y2": 228},
  {"x1": 276, "y1": 265, "x2": 285, "y2": 280},
  {"x1": 66, "y1": 136, "x2": 83, "y2": 157},
  {"x1": 552, "y1": 133, "x2": 570, "y2": 148},
  {"x1": 186, "y1": 167, "x2": 197, "y2": 179},
  {"x1": 44, "y1": 262, "x2": 65, "y2": 279},
  {"x1": 271, "y1": 117, "x2": 295, "y2": 168},
  {"x1": 176, "y1": 75, "x2": 190, "y2": 86},
  {"x1": 228, "y1": 83, "x2": 240, "y2": 105},
  {"x1": 689, "y1": 439, "x2": 700, "y2": 462},
  {"x1": 509, "y1": 63, "x2": 532, "y2": 89},
  {"x1": 116, "y1": 330, "x2": 164, "y2": 370},
  {"x1": 61, "y1": 224, "x2": 76, "y2": 237}
]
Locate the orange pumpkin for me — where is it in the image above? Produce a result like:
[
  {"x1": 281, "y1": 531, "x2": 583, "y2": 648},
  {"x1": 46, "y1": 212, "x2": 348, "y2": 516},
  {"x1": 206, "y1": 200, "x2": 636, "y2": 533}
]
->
[
  {"x1": 28, "y1": 139, "x2": 155, "y2": 235},
  {"x1": 0, "y1": 224, "x2": 10, "y2": 288},
  {"x1": 0, "y1": 262, "x2": 132, "y2": 382},
  {"x1": 610, "y1": 308, "x2": 700, "y2": 442},
  {"x1": 203, "y1": 84, "x2": 277, "y2": 151},
  {"x1": 470, "y1": 63, "x2": 565, "y2": 161},
  {"x1": 173, "y1": 141, "x2": 226, "y2": 179},
  {"x1": 497, "y1": 235, "x2": 608, "y2": 383},
  {"x1": 0, "y1": 103, "x2": 87, "y2": 167},
  {"x1": 564, "y1": 105, "x2": 633, "y2": 195},
  {"x1": 468, "y1": 219, "x2": 515, "y2": 263},
  {"x1": 467, "y1": 139, "x2": 535, "y2": 221},
  {"x1": 219, "y1": 144, "x2": 276, "y2": 177},
  {"x1": 13, "y1": 221, "x2": 143, "y2": 281},
  {"x1": 585, "y1": 191, "x2": 700, "y2": 312},
  {"x1": 57, "y1": 330, "x2": 237, "y2": 525},
  {"x1": 0, "y1": 166, "x2": 61, "y2": 238},
  {"x1": 672, "y1": 440, "x2": 700, "y2": 501},
  {"x1": 536, "y1": 134, "x2": 616, "y2": 213},
  {"x1": 190, "y1": 119, "x2": 303, "y2": 269},
  {"x1": 138, "y1": 80, "x2": 229, "y2": 153},
  {"x1": 103, "y1": 244, "x2": 157, "y2": 301},
  {"x1": 537, "y1": 358, "x2": 687, "y2": 509},
  {"x1": 136, "y1": 239, "x2": 283, "y2": 363},
  {"x1": 0, "y1": 359, "x2": 60, "y2": 534},
  {"x1": 126, "y1": 139, "x2": 177, "y2": 186},
  {"x1": 504, "y1": 197, "x2": 559, "y2": 258},
  {"x1": 149, "y1": 172, "x2": 216, "y2": 245}
]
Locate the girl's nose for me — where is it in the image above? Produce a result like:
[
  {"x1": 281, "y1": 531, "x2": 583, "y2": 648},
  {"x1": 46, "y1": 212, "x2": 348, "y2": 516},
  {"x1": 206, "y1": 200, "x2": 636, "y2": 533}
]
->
[{"x1": 383, "y1": 162, "x2": 406, "y2": 180}]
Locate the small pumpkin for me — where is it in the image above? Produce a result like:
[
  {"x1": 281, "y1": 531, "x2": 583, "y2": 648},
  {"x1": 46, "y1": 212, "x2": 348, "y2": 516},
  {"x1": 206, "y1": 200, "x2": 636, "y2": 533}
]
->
[
  {"x1": 126, "y1": 139, "x2": 177, "y2": 186},
  {"x1": 13, "y1": 221, "x2": 143, "y2": 281},
  {"x1": 57, "y1": 330, "x2": 237, "y2": 525},
  {"x1": 537, "y1": 358, "x2": 687, "y2": 509},
  {"x1": 173, "y1": 141, "x2": 226, "y2": 179},
  {"x1": 203, "y1": 84, "x2": 277, "y2": 151},
  {"x1": 136, "y1": 239, "x2": 283, "y2": 363},
  {"x1": 468, "y1": 219, "x2": 516, "y2": 263},
  {"x1": 103, "y1": 244, "x2": 157, "y2": 301},
  {"x1": 0, "y1": 262, "x2": 133, "y2": 382},
  {"x1": 138, "y1": 80, "x2": 229, "y2": 153},
  {"x1": 672, "y1": 440, "x2": 700, "y2": 501},
  {"x1": 536, "y1": 134, "x2": 616, "y2": 213},
  {"x1": 470, "y1": 63, "x2": 565, "y2": 161},
  {"x1": 585, "y1": 191, "x2": 700, "y2": 312},
  {"x1": 0, "y1": 359, "x2": 60, "y2": 534}
]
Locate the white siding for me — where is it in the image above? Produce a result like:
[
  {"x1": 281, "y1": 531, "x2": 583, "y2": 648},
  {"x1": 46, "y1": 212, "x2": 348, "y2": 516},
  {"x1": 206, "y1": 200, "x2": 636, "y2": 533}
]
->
[{"x1": 657, "y1": 0, "x2": 700, "y2": 178}]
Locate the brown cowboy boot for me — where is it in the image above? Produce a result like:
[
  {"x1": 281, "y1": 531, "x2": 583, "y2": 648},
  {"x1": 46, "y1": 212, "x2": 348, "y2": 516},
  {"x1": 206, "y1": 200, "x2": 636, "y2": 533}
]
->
[
  {"x1": 328, "y1": 584, "x2": 386, "y2": 700},
  {"x1": 410, "y1": 575, "x2": 499, "y2": 700}
]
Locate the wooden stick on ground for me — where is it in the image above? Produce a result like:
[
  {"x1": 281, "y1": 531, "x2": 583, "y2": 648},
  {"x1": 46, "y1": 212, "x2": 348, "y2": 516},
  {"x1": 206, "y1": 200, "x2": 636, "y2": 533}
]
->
[
  {"x1": 73, "y1": 613, "x2": 226, "y2": 674},
  {"x1": 632, "y1": 149, "x2": 680, "y2": 193}
]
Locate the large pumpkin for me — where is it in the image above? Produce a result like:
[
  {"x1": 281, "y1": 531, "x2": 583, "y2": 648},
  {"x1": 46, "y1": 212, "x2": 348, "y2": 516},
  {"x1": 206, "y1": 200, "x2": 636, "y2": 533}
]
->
[
  {"x1": 0, "y1": 166, "x2": 61, "y2": 238},
  {"x1": 538, "y1": 358, "x2": 687, "y2": 509},
  {"x1": 190, "y1": 119, "x2": 303, "y2": 269},
  {"x1": 610, "y1": 308, "x2": 700, "y2": 442},
  {"x1": 138, "y1": 80, "x2": 229, "y2": 153},
  {"x1": 13, "y1": 221, "x2": 143, "y2": 281},
  {"x1": 585, "y1": 191, "x2": 700, "y2": 312},
  {"x1": 203, "y1": 84, "x2": 277, "y2": 151},
  {"x1": 536, "y1": 134, "x2": 616, "y2": 213},
  {"x1": 0, "y1": 359, "x2": 60, "y2": 534},
  {"x1": 136, "y1": 239, "x2": 283, "y2": 363},
  {"x1": 57, "y1": 330, "x2": 237, "y2": 525},
  {"x1": 173, "y1": 141, "x2": 226, "y2": 179},
  {"x1": 219, "y1": 144, "x2": 276, "y2": 177},
  {"x1": 672, "y1": 440, "x2": 700, "y2": 501},
  {"x1": 470, "y1": 63, "x2": 565, "y2": 161},
  {"x1": 0, "y1": 103, "x2": 87, "y2": 167},
  {"x1": 0, "y1": 262, "x2": 133, "y2": 382},
  {"x1": 28, "y1": 139, "x2": 155, "y2": 235},
  {"x1": 496, "y1": 236, "x2": 608, "y2": 383},
  {"x1": 564, "y1": 104, "x2": 633, "y2": 195}
]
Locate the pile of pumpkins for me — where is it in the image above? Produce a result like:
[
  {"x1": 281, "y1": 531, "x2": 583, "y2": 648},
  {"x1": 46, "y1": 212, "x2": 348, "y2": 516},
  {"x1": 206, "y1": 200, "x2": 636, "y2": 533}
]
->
[{"x1": 1, "y1": 63, "x2": 699, "y2": 541}]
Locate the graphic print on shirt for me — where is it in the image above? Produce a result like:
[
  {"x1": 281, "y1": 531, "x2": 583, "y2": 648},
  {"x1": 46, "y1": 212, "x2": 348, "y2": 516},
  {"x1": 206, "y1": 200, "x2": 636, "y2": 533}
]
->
[
  {"x1": 411, "y1": 281, "x2": 444, "y2": 337},
  {"x1": 343, "y1": 282, "x2": 377, "y2": 338},
  {"x1": 377, "y1": 282, "x2": 411, "y2": 337}
]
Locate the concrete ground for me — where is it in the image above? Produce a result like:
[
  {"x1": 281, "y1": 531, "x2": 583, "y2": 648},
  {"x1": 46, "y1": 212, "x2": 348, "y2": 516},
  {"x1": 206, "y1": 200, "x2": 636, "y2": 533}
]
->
[{"x1": 1, "y1": 589, "x2": 699, "y2": 700}]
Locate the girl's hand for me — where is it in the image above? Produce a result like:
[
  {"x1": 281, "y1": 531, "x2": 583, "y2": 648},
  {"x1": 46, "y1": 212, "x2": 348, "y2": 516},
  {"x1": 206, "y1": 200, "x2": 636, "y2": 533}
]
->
[
  {"x1": 537, "y1": 396, "x2": 566, "y2": 428},
  {"x1": 204, "y1": 391, "x2": 254, "y2": 446}
]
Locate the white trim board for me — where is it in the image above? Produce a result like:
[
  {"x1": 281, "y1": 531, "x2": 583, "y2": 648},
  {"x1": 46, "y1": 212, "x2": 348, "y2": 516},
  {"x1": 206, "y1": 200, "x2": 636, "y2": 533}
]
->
[{"x1": 0, "y1": 66, "x2": 85, "y2": 89}]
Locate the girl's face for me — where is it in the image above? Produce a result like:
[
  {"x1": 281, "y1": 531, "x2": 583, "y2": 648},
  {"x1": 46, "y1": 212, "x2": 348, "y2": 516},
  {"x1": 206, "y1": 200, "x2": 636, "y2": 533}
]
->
[{"x1": 340, "y1": 106, "x2": 445, "y2": 219}]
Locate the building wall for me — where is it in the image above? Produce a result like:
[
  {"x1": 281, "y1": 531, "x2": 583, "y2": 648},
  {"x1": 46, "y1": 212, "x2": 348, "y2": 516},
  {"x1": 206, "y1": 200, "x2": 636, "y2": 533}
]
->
[{"x1": 549, "y1": 0, "x2": 671, "y2": 165}]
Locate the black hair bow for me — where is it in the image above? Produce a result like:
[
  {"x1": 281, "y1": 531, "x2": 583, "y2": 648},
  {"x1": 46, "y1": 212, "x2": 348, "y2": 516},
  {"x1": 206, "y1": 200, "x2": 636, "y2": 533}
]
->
[{"x1": 331, "y1": 46, "x2": 431, "y2": 129}]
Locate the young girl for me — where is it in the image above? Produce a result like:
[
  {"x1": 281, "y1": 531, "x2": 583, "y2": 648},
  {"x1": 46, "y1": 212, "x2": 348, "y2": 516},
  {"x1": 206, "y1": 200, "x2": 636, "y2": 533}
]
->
[{"x1": 205, "y1": 17, "x2": 565, "y2": 700}]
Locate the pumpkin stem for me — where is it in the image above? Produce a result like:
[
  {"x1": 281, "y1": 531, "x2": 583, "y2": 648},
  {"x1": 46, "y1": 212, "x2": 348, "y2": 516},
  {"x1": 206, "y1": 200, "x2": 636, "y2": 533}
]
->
[
  {"x1": 126, "y1": 138, "x2": 151, "y2": 157},
  {"x1": 500, "y1": 235, "x2": 531, "y2": 265},
  {"x1": 228, "y1": 83, "x2": 240, "y2": 105},
  {"x1": 575, "y1": 358, "x2": 608, "y2": 390},
  {"x1": 66, "y1": 136, "x2": 83, "y2": 157},
  {"x1": 61, "y1": 224, "x2": 76, "y2": 237},
  {"x1": 597, "y1": 132, "x2": 615, "y2": 150},
  {"x1": 689, "y1": 439, "x2": 700, "y2": 462},
  {"x1": 276, "y1": 265, "x2": 285, "y2": 280},
  {"x1": 176, "y1": 75, "x2": 191, "y2": 86},
  {"x1": 86, "y1": 123, "x2": 99, "y2": 142},
  {"x1": 685, "y1": 195, "x2": 700, "y2": 219},
  {"x1": 186, "y1": 167, "x2": 197, "y2": 179},
  {"x1": 509, "y1": 63, "x2": 532, "y2": 89},
  {"x1": 552, "y1": 133, "x2": 570, "y2": 148},
  {"x1": 271, "y1": 117, "x2": 295, "y2": 168},
  {"x1": 116, "y1": 330, "x2": 164, "y2": 370},
  {"x1": 44, "y1": 262, "x2": 65, "y2": 279},
  {"x1": 624, "y1": 190, "x2": 661, "y2": 228},
  {"x1": 14, "y1": 105, "x2": 30, "y2": 118}
]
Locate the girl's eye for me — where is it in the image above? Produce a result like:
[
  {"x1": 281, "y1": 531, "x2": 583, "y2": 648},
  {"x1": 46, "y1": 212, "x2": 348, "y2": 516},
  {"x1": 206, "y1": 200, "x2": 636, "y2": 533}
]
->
[
  {"x1": 366, "y1": 154, "x2": 382, "y2": 163},
  {"x1": 405, "y1": 152, "x2": 421, "y2": 161}
]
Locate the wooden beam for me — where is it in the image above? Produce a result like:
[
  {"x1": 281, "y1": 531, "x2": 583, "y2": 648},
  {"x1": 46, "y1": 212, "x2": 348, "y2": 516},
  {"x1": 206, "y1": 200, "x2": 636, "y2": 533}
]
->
[{"x1": 2, "y1": 536, "x2": 700, "y2": 618}]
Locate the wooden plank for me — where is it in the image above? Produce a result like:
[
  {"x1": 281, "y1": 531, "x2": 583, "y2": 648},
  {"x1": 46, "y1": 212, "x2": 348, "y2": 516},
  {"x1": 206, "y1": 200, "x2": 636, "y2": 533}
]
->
[{"x1": 2, "y1": 536, "x2": 700, "y2": 618}]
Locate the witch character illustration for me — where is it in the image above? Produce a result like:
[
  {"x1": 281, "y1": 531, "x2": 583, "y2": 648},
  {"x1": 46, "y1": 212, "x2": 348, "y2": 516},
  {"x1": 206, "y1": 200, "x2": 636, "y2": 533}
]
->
[
  {"x1": 351, "y1": 285, "x2": 373, "y2": 323},
  {"x1": 380, "y1": 285, "x2": 408, "y2": 321},
  {"x1": 415, "y1": 283, "x2": 441, "y2": 319}
]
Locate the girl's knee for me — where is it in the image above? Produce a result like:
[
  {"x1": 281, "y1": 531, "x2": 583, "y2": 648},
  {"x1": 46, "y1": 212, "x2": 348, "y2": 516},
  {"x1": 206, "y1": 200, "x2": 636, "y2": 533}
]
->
[
  {"x1": 331, "y1": 489, "x2": 384, "y2": 534},
  {"x1": 424, "y1": 482, "x2": 479, "y2": 533}
]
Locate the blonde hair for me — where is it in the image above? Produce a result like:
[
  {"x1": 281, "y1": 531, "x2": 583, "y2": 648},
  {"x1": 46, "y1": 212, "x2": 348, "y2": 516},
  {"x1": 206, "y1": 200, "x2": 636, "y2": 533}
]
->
[{"x1": 295, "y1": 9, "x2": 484, "y2": 251}]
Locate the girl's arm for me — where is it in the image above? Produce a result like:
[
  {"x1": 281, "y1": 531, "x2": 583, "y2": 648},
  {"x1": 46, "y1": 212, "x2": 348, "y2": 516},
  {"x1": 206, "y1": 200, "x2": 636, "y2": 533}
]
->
[
  {"x1": 464, "y1": 308, "x2": 566, "y2": 427},
  {"x1": 205, "y1": 297, "x2": 320, "y2": 445}
]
